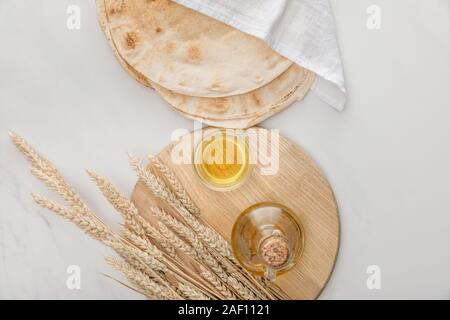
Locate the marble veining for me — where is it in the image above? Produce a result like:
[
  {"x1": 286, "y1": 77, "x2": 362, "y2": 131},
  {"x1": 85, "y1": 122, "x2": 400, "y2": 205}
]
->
[{"x1": 1, "y1": 0, "x2": 450, "y2": 299}]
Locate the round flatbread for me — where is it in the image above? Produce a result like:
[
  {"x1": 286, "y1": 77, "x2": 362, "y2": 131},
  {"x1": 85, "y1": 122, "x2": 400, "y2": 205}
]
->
[
  {"x1": 97, "y1": 0, "x2": 315, "y2": 128},
  {"x1": 153, "y1": 66, "x2": 314, "y2": 121},
  {"x1": 103, "y1": 0, "x2": 293, "y2": 98}
]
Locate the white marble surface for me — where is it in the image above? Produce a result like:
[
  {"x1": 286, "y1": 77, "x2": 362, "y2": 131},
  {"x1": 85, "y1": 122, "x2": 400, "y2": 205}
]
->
[{"x1": 1, "y1": 0, "x2": 450, "y2": 299}]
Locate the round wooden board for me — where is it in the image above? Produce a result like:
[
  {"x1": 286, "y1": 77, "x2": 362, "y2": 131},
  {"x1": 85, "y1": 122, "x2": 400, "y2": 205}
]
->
[{"x1": 131, "y1": 128, "x2": 340, "y2": 300}]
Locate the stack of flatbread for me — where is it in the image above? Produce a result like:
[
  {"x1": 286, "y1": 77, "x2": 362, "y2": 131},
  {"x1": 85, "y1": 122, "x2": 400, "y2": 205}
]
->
[{"x1": 96, "y1": 0, "x2": 315, "y2": 128}]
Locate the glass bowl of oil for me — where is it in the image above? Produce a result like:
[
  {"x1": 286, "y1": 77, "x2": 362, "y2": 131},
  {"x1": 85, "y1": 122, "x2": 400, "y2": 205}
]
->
[
  {"x1": 231, "y1": 203, "x2": 304, "y2": 282},
  {"x1": 194, "y1": 129, "x2": 253, "y2": 191}
]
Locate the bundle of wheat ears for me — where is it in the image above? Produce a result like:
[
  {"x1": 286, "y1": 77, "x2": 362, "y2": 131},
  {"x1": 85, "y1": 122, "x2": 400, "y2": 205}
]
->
[{"x1": 9, "y1": 132, "x2": 289, "y2": 300}]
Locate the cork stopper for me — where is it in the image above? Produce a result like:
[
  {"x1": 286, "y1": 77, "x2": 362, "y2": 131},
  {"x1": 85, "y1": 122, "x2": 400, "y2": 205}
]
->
[{"x1": 259, "y1": 234, "x2": 290, "y2": 268}]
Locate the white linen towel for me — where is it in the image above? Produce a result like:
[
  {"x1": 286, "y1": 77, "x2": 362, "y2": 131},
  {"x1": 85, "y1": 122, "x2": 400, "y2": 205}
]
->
[{"x1": 174, "y1": 0, "x2": 346, "y2": 111}]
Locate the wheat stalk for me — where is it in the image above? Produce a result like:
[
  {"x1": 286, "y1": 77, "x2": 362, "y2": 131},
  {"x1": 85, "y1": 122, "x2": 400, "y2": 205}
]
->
[
  {"x1": 32, "y1": 194, "x2": 170, "y2": 283},
  {"x1": 178, "y1": 283, "x2": 210, "y2": 300},
  {"x1": 129, "y1": 155, "x2": 233, "y2": 259},
  {"x1": 136, "y1": 216, "x2": 178, "y2": 258},
  {"x1": 87, "y1": 170, "x2": 145, "y2": 235},
  {"x1": 123, "y1": 229, "x2": 166, "y2": 264},
  {"x1": 85, "y1": 171, "x2": 222, "y2": 298},
  {"x1": 113, "y1": 239, "x2": 166, "y2": 272},
  {"x1": 106, "y1": 257, "x2": 179, "y2": 300},
  {"x1": 153, "y1": 208, "x2": 221, "y2": 274},
  {"x1": 9, "y1": 132, "x2": 59, "y2": 177},
  {"x1": 199, "y1": 265, "x2": 237, "y2": 300},
  {"x1": 32, "y1": 195, "x2": 180, "y2": 298},
  {"x1": 101, "y1": 273, "x2": 151, "y2": 298},
  {"x1": 105, "y1": 240, "x2": 154, "y2": 274},
  {"x1": 157, "y1": 222, "x2": 197, "y2": 258},
  {"x1": 87, "y1": 170, "x2": 178, "y2": 258},
  {"x1": 85, "y1": 169, "x2": 222, "y2": 299},
  {"x1": 152, "y1": 207, "x2": 259, "y2": 300},
  {"x1": 32, "y1": 194, "x2": 113, "y2": 241},
  {"x1": 10, "y1": 133, "x2": 287, "y2": 300},
  {"x1": 149, "y1": 154, "x2": 200, "y2": 217},
  {"x1": 10, "y1": 132, "x2": 95, "y2": 220},
  {"x1": 103, "y1": 239, "x2": 177, "y2": 296},
  {"x1": 10, "y1": 134, "x2": 179, "y2": 297}
]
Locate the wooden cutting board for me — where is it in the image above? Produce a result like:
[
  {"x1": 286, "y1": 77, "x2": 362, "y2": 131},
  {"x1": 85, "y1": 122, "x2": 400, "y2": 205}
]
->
[{"x1": 131, "y1": 128, "x2": 340, "y2": 300}]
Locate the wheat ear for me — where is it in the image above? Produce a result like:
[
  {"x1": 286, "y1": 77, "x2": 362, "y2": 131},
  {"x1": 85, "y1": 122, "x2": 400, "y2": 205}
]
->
[
  {"x1": 106, "y1": 257, "x2": 179, "y2": 300},
  {"x1": 157, "y1": 222, "x2": 197, "y2": 258},
  {"x1": 104, "y1": 238, "x2": 183, "y2": 299},
  {"x1": 10, "y1": 134, "x2": 176, "y2": 298},
  {"x1": 32, "y1": 196, "x2": 177, "y2": 296},
  {"x1": 129, "y1": 155, "x2": 232, "y2": 259},
  {"x1": 122, "y1": 229, "x2": 166, "y2": 263},
  {"x1": 85, "y1": 170, "x2": 216, "y2": 298},
  {"x1": 11, "y1": 133, "x2": 286, "y2": 300},
  {"x1": 32, "y1": 195, "x2": 167, "y2": 273},
  {"x1": 145, "y1": 159, "x2": 272, "y2": 299},
  {"x1": 32, "y1": 194, "x2": 113, "y2": 241},
  {"x1": 178, "y1": 283, "x2": 211, "y2": 300},
  {"x1": 149, "y1": 154, "x2": 200, "y2": 216},
  {"x1": 199, "y1": 265, "x2": 237, "y2": 300},
  {"x1": 87, "y1": 170, "x2": 177, "y2": 258},
  {"x1": 9, "y1": 131, "x2": 59, "y2": 177},
  {"x1": 152, "y1": 207, "x2": 257, "y2": 300},
  {"x1": 10, "y1": 132, "x2": 95, "y2": 220},
  {"x1": 87, "y1": 170, "x2": 145, "y2": 236},
  {"x1": 136, "y1": 216, "x2": 178, "y2": 258}
]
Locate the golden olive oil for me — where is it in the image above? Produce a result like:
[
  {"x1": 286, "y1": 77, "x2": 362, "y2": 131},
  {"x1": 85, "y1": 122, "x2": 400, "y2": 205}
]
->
[{"x1": 194, "y1": 130, "x2": 251, "y2": 190}]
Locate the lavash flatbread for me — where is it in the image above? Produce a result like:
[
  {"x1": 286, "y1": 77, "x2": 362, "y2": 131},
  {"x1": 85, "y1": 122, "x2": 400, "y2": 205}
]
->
[
  {"x1": 152, "y1": 67, "x2": 315, "y2": 120},
  {"x1": 104, "y1": 0, "x2": 293, "y2": 98},
  {"x1": 97, "y1": 0, "x2": 315, "y2": 127}
]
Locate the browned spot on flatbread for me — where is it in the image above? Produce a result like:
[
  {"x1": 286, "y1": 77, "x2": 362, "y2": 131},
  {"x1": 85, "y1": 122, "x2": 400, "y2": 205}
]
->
[
  {"x1": 239, "y1": 95, "x2": 249, "y2": 114},
  {"x1": 179, "y1": 95, "x2": 188, "y2": 104},
  {"x1": 200, "y1": 98, "x2": 229, "y2": 115},
  {"x1": 251, "y1": 93, "x2": 262, "y2": 107},
  {"x1": 186, "y1": 44, "x2": 202, "y2": 63},
  {"x1": 268, "y1": 60, "x2": 278, "y2": 69},
  {"x1": 123, "y1": 32, "x2": 138, "y2": 50},
  {"x1": 108, "y1": 0, "x2": 125, "y2": 15},
  {"x1": 155, "y1": 27, "x2": 163, "y2": 33}
]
